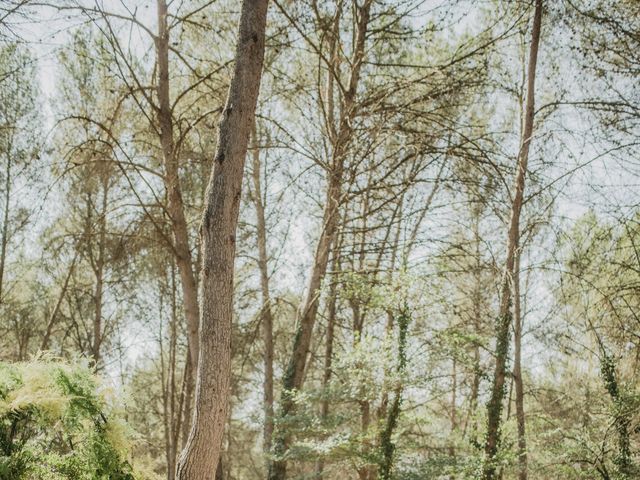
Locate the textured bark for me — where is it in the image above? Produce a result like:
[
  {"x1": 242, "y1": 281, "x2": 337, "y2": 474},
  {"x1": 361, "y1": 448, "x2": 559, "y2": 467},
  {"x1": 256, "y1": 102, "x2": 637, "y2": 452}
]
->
[
  {"x1": 250, "y1": 124, "x2": 275, "y2": 454},
  {"x1": 483, "y1": 1, "x2": 542, "y2": 478},
  {"x1": 268, "y1": 4, "x2": 372, "y2": 478},
  {"x1": 175, "y1": 0, "x2": 268, "y2": 478},
  {"x1": 156, "y1": 0, "x2": 201, "y2": 369}
]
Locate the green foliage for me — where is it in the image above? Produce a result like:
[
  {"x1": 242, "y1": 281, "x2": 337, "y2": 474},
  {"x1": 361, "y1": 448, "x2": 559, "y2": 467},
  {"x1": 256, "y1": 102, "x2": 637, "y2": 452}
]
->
[
  {"x1": 0, "y1": 356, "x2": 151, "y2": 480},
  {"x1": 600, "y1": 353, "x2": 638, "y2": 479},
  {"x1": 378, "y1": 304, "x2": 411, "y2": 480}
]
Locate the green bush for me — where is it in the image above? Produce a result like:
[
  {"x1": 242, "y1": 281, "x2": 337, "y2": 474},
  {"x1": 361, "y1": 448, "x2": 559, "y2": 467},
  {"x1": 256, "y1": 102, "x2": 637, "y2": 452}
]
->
[{"x1": 0, "y1": 355, "x2": 143, "y2": 480}]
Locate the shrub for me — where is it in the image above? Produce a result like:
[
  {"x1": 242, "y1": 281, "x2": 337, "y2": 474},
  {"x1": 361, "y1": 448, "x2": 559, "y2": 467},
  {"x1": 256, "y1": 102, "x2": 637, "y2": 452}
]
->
[{"x1": 0, "y1": 355, "x2": 144, "y2": 480}]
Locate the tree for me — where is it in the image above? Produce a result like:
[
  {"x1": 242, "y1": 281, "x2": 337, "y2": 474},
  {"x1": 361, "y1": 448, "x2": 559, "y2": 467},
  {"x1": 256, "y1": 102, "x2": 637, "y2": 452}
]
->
[
  {"x1": 175, "y1": 0, "x2": 269, "y2": 478},
  {"x1": 266, "y1": 2, "x2": 388, "y2": 477},
  {"x1": 1, "y1": 1, "x2": 639, "y2": 478},
  {"x1": 248, "y1": 122, "x2": 276, "y2": 454},
  {"x1": 483, "y1": 1, "x2": 543, "y2": 478},
  {"x1": 52, "y1": 29, "x2": 135, "y2": 368},
  {"x1": 0, "y1": 43, "x2": 39, "y2": 306},
  {"x1": 0, "y1": 356, "x2": 144, "y2": 479}
]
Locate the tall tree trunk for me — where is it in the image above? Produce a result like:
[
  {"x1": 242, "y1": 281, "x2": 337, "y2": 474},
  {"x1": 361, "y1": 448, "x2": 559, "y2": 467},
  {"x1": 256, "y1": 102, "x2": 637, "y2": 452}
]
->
[
  {"x1": 175, "y1": 0, "x2": 268, "y2": 478},
  {"x1": 268, "y1": 132, "x2": 346, "y2": 479},
  {"x1": 600, "y1": 351, "x2": 633, "y2": 476},
  {"x1": 160, "y1": 280, "x2": 172, "y2": 480},
  {"x1": 92, "y1": 174, "x2": 109, "y2": 366},
  {"x1": 359, "y1": 400, "x2": 371, "y2": 480},
  {"x1": 464, "y1": 211, "x2": 482, "y2": 441},
  {"x1": 378, "y1": 305, "x2": 410, "y2": 480},
  {"x1": 0, "y1": 147, "x2": 11, "y2": 304},
  {"x1": 352, "y1": 190, "x2": 373, "y2": 480},
  {"x1": 450, "y1": 357, "x2": 457, "y2": 457},
  {"x1": 315, "y1": 245, "x2": 341, "y2": 479},
  {"x1": 268, "y1": 4, "x2": 372, "y2": 478},
  {"x1": 375, "y1": 198, "x2": 404, "y2": 464},
  {"x1": 164, "y1": 265, "x2": 182, "y2": 480},
  {"x1": 513, "y1": 250, "x2": 527, "y2": 480},
  {"x1": 483, "y1": 1, "x2": 542, "y2": 478},
  {"x1": 250, "y1": 124, "x2": 275, "y2": 454},
  {"x1": 156, "y1": 0, "x2": 200, "y2": 369},
  {"x1": 180, "y1": 353, "x2": 194, "y2": 449}
]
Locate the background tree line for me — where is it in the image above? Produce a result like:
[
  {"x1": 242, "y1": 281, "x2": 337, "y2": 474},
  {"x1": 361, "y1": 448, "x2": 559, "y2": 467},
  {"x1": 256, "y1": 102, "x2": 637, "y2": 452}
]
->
[{"x1": 0, "y1": 0, "x2": 638, "y2": 479}]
